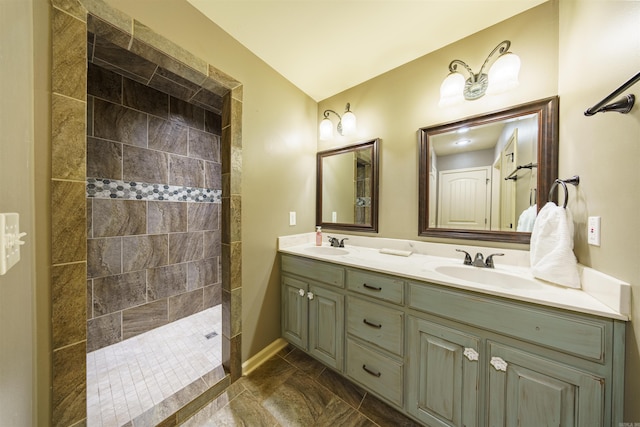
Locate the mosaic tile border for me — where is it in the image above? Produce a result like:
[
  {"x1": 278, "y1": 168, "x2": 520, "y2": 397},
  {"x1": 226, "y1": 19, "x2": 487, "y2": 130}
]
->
[{"x1": 87, "y1": 178, "x2": 222, "y2": 203}]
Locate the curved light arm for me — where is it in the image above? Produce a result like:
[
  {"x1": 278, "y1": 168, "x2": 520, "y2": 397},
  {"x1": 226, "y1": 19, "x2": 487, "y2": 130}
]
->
[
  {"x1": 447, "y1": 40, "x2": 512, "y2": 82},
  {"x1": 323, "y1": 109, "x2": 341, "y2": 121},
  {"x1": 477, "y1": 40, "x2": 511, "y2": 76},
  {"x1": 448, "y1": 59, "x2": 475, "y2": 79}
]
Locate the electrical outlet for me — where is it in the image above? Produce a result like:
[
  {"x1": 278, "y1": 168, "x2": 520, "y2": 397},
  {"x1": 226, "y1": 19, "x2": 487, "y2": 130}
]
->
[
  {"x1": 289, "y1": 211, "x2": 296, "y2": 226},
  {"x1": 588, "y1": 216, "x2": 601, "y2": 246}
]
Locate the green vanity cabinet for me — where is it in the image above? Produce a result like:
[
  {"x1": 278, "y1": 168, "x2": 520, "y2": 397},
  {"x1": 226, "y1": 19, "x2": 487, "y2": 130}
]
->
[
  {"x1": 407, "y1": 316, "x2": 481, "y2": 427},
  {"x1": 281, "y1": 255, "x2": 345, "y2": 371},
  {"x1": 280, "y1": 253, "x2": 626, "y2": 426},
  {"x1": 486, "y1": 342, "x2": 605, "y2": 427}
]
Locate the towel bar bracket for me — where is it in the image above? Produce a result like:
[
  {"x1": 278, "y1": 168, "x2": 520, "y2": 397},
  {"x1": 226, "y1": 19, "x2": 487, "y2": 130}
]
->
[
  {"x1": 548, "y1": 176, "x2": 580, "y2": 209},
  {"x1": 584, "y1": 71, "x2": 639, "y2": 116}
]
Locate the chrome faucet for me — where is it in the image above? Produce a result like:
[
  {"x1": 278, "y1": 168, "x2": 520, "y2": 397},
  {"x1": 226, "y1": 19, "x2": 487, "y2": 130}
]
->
[
  {"x1": 328, "y1": 236, "x2": 348, "y2": 248},
  {"x1": 456, "y1": 249, "x2": 504, "y2": 268},
  {"x1": 473, "y1": 252, "x2": 486, "y2": 267}
]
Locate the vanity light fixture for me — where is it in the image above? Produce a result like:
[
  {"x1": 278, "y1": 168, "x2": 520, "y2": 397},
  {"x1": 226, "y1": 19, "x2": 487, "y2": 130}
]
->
[
  {"x1": 439, "y1": 40, "x2": 520, "y2": 107},
  {"x1": 319, "y1": 103, "x2": 357, "y2": 140}
]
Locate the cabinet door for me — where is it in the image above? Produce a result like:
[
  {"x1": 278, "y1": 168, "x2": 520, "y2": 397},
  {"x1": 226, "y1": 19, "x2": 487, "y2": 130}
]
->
[
  {"x1": 407, "y1": 316, "x2": 480, "y2": 427},
  {"x1": 487, "y1": 342, "x2": 604, "y2": 427},
  {"x1": 282, "y1": 275, "x2": 308, "y2": 349},
  {"x1": 308, "y1": 284, "x2": 344, "y2": 371}
]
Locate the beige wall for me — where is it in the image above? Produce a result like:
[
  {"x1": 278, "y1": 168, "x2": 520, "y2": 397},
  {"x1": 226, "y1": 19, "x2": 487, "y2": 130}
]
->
[
  {"x1": 103, "y1": 0, "x2": 319, "y2": 361},
  {"x1": 0, "y1": 0, "x2": 36, "y2": 424},
  {"x1": 319, "y1": 2, "x2": 559, "y2": 242},
  {"x1": 320, "y1": 0, "x2": 640, "y2": 419},
  {"x1": 557, "y1": 1, "x2": 640, "y2": 420}
]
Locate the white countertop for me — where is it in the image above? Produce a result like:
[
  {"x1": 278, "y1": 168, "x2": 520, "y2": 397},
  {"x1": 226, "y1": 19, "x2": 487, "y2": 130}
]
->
[{"x1": 278, "y1": 233, "x2": 630, "y2": 321}]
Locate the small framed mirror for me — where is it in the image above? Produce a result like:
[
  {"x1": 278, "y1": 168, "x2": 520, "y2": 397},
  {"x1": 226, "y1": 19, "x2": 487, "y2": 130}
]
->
[
  {"x1": 317, "y1": 138, "x2": 380, "y2": 232},
  {"x1": 418, "y1": 97, "x2": 558, "y2": 243}
]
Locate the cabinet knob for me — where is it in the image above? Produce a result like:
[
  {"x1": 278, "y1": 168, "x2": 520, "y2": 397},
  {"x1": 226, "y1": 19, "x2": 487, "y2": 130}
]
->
[
  {"x1": 298, "y1": 288, "x2": 305, "y2": 297},
  {"x1": 307, "y1": 292, "x2": 314, "y2": 300},
  {"x1": 463, "y1": 348, "x2": 479, "y2": 361},
  {"x1": 490, "y1": 356, "x2": 508, "y2": 372}
]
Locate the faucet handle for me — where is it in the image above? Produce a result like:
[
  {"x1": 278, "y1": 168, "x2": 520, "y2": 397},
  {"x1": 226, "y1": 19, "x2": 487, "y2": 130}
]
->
[
  {"x1": 339, "y1": 238, "x2": 349, "y2": 248},
  {"x1": 456, "y1": 249, "x2": 473, "y2": 265},
  {"x1": 485, "y1": 253, "x2": 504, "y2": 268}
]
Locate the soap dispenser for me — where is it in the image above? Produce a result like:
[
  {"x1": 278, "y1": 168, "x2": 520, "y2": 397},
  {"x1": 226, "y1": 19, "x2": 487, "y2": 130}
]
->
[{"x1": 315, "y1": 226, "x2": 322, "y2": 246}]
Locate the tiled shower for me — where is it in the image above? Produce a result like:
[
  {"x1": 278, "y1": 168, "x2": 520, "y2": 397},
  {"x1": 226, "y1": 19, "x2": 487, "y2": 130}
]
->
[
  {"x1": 86, "y1": 60, "x2": 223, "y2": 351},
  {"x1": 86, "y1": 32, "x2": 224, "y2": 425}
]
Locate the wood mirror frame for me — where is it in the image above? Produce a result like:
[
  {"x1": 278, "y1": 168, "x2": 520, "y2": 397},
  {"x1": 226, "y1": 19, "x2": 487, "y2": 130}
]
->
[
  {"x1": 418, "y1": 97, "x2": 559, "y2": 244},
  {"x1": 316, "y1": 138, "x2": 380, "y2": 233}
]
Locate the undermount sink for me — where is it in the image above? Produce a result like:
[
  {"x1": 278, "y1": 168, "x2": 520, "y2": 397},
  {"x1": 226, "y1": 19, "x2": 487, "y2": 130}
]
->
[
  {"x1": 304, "y1": 246, "x2": 349, "y2": 256},
  {"x1": 434, "y1": 265, "x2": 544, "y2": 290}
]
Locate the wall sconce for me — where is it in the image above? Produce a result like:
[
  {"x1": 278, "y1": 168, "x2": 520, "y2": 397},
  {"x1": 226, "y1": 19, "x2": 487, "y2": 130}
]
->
[
  {"x1": 319, "y1": 103, "x2": 357, "y2": 140},
  {"x1": 439, "y1": 40, "x2": 520, "y2": 107}
]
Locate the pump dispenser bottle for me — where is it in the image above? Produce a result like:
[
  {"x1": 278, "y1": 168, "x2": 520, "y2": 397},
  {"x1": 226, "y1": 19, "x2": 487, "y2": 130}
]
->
[{"x1": 315, "y1": 226, "x2": 322, "y2": 246}]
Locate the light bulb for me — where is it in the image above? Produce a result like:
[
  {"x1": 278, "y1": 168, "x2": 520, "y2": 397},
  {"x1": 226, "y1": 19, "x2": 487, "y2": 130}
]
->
[
  {"x1": 319, "y1": 117, "x2": 333, "y2": 140},
  {"x1": 341, "y1": 110, "x2": 357, "y2": 136},
  {"x1": 487, "y1": 52, "x2": 521, "y2": 95},
  {"x1": 439, "y1": 72, "x2": 465, "y2": 107}
]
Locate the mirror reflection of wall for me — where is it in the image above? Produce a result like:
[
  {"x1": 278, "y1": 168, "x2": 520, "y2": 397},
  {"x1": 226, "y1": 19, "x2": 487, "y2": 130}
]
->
[
  {"x1": 322, "y1": 153, "x2": 355, "y2": 223},
  {"x1": 322, "y1": 146, "x2": 373, "y2": 225},
  {"x1": 430, "y1": 113, "x2": 538, "y2": 232},
  {"x1": 317, "y1": 138, "x2": 379, "y2": 232}
]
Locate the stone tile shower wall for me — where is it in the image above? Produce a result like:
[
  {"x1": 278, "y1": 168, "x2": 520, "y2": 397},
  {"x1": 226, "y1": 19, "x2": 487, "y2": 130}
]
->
[{"x1": 86, "y1": 62, "x2": 223, "y2": 352}]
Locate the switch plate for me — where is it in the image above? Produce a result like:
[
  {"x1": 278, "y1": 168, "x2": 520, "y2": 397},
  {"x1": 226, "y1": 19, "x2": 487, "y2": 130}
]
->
[
  {"x1": 332, "y1": 211, "x2": 337, "y2": 222},
  {"x1": 1, "y1": 213, "x2": 26, "y2": 275},
  {"x1": 289, "y1": 211, "x2": 296, "y2": 226},
  {"x1": 588, "y1": 216, "x2": 601, "y2": 246}
]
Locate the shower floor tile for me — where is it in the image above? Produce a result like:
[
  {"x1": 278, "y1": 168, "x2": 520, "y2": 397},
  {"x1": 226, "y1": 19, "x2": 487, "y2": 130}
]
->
[{"x1": 87, "y1": 305, "x2": 222, "y2": 427}]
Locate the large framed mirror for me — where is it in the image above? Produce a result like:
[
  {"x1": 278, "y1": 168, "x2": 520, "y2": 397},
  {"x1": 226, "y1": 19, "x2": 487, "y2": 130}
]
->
[
  {"x1": 418, "y1": 97, "x2": 558, "y2": 243},
  {"x1": 317, "y1": 138, "x2": 380, "y2": 232}
]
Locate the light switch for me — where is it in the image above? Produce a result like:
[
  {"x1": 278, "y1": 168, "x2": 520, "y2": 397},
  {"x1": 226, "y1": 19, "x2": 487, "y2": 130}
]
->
[
  {"x1": 289, "y1": 211, "x2": 296, "y2": 226},
  {"x1": 0, "y1": 213, "x2": 27, "y2": 275}
]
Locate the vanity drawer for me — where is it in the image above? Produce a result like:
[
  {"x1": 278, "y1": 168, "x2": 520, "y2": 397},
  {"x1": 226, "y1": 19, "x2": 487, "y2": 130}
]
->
[
  {"x1": 408, "y1": 282, "x2": 607, "y2": 362},
  {"x1": 346, "y1": 339, "x2": 403, "y2": 407},
  {"x1": 346, "y1": 269, "x2": 404, "y2": 304},
  {"x1": 347, "y1": 296, "x2": 403, "y2": 356},
  {"x1": 282, "y1": 255, "x2": 344, "y2": 288}
]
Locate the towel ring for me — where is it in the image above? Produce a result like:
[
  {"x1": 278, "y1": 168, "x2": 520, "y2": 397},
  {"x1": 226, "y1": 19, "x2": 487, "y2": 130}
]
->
[{"x1": 548, "y1": 176, "x2": 580, "y2": 208}]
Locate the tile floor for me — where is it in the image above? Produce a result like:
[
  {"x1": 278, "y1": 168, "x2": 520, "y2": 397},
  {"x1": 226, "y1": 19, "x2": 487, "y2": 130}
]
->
[
  {"x1": 87, "y1": 305, "x2": 222, "y2": 427},
  {"x1": 183, "y1": 344, "x2": 422, "y2": 427}
]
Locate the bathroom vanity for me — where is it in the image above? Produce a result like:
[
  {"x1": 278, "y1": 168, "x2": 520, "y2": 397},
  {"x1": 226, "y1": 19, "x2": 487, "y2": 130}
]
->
[{"x1": 279, "y1": 235, "x2": 629, "y2": 427}]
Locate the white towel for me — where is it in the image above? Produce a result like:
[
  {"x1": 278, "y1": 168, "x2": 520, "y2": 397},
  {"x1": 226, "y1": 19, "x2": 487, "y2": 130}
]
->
[
  {"x1": 516, "y1": 204, "x2": 537, "y2": 232},
  {"x1": 530, "y1": 202, "x2": 581, "y2": 288}
]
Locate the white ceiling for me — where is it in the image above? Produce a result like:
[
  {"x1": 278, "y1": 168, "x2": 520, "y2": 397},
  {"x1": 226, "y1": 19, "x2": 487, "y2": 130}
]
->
[{"x1": 187, "y1": 0, "x2": 547, "y2": 101}]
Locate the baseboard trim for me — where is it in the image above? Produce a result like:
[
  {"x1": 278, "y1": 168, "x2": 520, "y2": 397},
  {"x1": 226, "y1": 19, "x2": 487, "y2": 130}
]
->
[{"x1": 241, "y1": 338, "x2": 289, "y2": 376}]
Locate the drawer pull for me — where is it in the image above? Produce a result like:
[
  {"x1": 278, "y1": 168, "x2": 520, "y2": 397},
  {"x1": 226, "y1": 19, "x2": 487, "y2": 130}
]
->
[
  {"x1": 363, "y1": 283, "x2": 382, "y2": 291},
  {"x1": 298, "y1": 288, "x2": 305, "y2": 297},
  {"x1": 362, "y1": 364, "x2": 382, "y2": 377},
  {"x1": 363, "y1": 319, "x2": 382, "y2": 329},
  {"x1": 307, "y1": 292, "x2": 314, "y2": 300},
  {"x1": 490, "y1": 357, "x2": 508, "y2": 372},
  {"x1": 463, "y1": 348, "x2": 479, "y2": 362}
]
